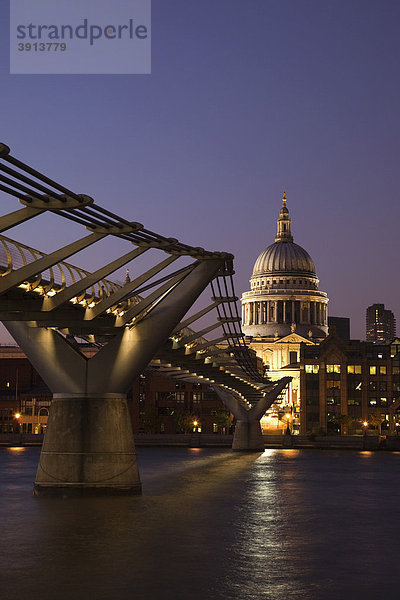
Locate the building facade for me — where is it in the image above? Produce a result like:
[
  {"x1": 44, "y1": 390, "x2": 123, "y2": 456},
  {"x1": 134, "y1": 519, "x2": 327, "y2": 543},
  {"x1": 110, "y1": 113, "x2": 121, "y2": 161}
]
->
[
  {"x1": 0, "y1": 346, "x2": 228, "y2": 436},
  {"x1": 366, "y1": 303, "x2": 396, "y2": 344},
  {"x1": 300, "y1": 334, "x2": 400, "y2": 435},
  {"x1": 241, "y1": 193, "x2": 329, "y2": 433}
]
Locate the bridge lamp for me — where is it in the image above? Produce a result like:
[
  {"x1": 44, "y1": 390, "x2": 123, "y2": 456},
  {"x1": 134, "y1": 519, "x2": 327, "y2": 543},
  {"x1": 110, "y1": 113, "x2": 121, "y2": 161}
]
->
[{"x1": 14, "y1": 412, "x2": 21, "y2": 420}]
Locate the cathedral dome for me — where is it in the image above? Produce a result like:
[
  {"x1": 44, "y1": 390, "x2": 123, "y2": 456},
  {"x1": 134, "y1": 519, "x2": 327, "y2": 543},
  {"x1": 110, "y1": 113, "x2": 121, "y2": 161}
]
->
[
  {"x1": 241, "y1": 192, "x2": 329, "y2": 341},
  {"x1": 252, "y1": 241, "x2": 316, "y2": 277},
  {"x1": 252, "y1": 191, "x2": 315, "y2": 277}
]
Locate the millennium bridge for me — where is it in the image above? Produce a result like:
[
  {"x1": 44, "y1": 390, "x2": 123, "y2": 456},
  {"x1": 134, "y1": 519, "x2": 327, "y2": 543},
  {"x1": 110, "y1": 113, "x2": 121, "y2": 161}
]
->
[{"x1": 0, "y1": 142, "x2": 290, "y2": 495}]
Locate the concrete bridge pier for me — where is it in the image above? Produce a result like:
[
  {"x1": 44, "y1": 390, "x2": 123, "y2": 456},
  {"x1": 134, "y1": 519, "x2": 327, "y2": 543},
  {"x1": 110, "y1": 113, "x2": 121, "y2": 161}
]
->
[
  {"x1": 231, "y1": 420, "x2": 265, "y2": 451},
  {"x1": 4, "y1": 323, "x2": 143, "y2": 496},
  {"x1": 214, "y1": 378, "x2": 291, "y2": 451},
  {"x1": 35, "y1": 394, "x2": 140, "y2": 496},
  {"x1": 4, "y1": 258, "x2": 224, "y2": 496}
]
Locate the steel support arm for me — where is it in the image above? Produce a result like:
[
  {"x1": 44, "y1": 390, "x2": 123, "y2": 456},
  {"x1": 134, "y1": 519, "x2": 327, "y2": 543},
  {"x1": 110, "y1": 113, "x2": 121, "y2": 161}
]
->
[
  {"x1": 185, "y1": 336, "x2": 228, "y2": 353},
  {"x1": 247, "y1": 377, "x2": 292, "y2": 421},
  {"x1": 42, "y1": 246, "x2": 148, "y2": 311},
  {"x1": 174, "y1": 321, "x2": 223, "y2": 348},
  {"x1": 114, "y1": 266, "x2": 196, "y2": 327},
  {"x1": 171, "y1": 301, "x2": 221, "y2": 334},
  {"x1": 87, "y1": 258, "x2": 224, "y2": 393},
  {"x1": 84, "y1": 255, "x2": 178, "y2": 319},
  {"x1": 0, "y1": 206, "x2": 44, "y2": 233}
]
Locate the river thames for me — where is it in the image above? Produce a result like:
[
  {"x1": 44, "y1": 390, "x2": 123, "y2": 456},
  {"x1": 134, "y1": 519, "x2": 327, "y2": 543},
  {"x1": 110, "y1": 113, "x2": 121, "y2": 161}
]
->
[{"x1": 1, "y1": 446, "x2": 400, "y2": 600}]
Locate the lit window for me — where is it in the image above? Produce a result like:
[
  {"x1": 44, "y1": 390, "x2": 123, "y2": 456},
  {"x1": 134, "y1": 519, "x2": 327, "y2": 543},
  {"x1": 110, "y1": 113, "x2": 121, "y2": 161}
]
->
[
  {"x1": 305, "y1": 364, "x2": 319, "y2": 374},
  {"x1": 326, "y1": 364, "x2": 341, "y2": 373},
  {"x1": 369, "y1": 398, "x2": 377, "y2": 406},
  {"x1": 369, "y1": 366, "x2": 377, "y2": 375},
  {"x1": 380, "y1": 397, "x2": 388, "y2": 406},
  {"x1": 347, "y1": 365, "x2": 362, "y2": 374},
  {"x1": 378, "y1": 354, "x2": 383, "y2": 359},
  {"x1": 379, "y1": 366, "x2": 387, "y2": 375}
]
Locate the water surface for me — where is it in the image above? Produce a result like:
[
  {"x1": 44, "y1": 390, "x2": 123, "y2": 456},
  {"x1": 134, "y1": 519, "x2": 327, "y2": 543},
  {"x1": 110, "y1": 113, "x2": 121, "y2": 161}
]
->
[{"x1": 1, "y1": 447, "x2": 399, "y2": 600}]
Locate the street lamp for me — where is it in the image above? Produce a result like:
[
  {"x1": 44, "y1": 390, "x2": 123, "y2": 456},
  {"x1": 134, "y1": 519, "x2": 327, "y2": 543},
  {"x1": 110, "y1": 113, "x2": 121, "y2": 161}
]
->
[
  {"x1": 362, "y1": 420, "x2": 369, "y2": 450},
  {"x1": 14, "y1": 412, "x2": 21, "y2": 434},
  {"x1": 193, "y1": 419, "x2": 199, "y2": 432},
  {"x1": 284, "y1": 412, "x2": 292, "y2": 435}
]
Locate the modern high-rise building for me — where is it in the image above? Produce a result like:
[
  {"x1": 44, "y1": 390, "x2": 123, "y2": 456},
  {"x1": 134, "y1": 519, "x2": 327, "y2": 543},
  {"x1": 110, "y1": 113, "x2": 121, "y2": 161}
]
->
[{"x1": 366, "y1": 303, "x2": 396, "y2": 344}]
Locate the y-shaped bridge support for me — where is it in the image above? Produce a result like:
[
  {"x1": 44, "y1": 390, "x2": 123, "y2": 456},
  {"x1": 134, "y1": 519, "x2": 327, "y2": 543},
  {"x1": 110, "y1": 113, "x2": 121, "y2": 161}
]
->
[
  {"x1": 214, "y1": 377, "x2": 291, "y2": 451},
  {"x1": 5, "y1": 258, "x2": 223, "y2": 496}
]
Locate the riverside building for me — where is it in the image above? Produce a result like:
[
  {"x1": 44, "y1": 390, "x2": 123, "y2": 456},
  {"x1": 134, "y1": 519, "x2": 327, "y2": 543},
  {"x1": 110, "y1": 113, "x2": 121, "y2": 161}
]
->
[
  {"x1": 0, "y1": 345, "x2": 228, "y2": 436},
  {"x1": 300, "y1": 334, "x2": 400, "y2": 435}
]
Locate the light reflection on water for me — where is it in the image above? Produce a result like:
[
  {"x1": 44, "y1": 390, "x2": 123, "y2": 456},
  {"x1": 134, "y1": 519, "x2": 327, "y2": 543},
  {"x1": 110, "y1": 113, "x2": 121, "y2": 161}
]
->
[{"x1": 1, "y1": 447, "x2": 400, "y2": 600}]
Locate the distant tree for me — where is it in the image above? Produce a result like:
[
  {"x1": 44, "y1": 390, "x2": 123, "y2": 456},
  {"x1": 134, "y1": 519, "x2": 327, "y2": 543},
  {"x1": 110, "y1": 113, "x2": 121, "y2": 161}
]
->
[
  {"x1": 175, "y1": 411, "x2": 196, "y2": 433},
  {"x1": 336, "y1": 414, "x2": 355, "y2": 435},
  {"x1": 214, "y1": 408, "x2": 231, "y2": 433},
  {"x1": 327, "y1": 413, "x2": 341, "y2": 435},
  {"x1": 368, "y1": 413, "x2": 385, "y2": 435}
]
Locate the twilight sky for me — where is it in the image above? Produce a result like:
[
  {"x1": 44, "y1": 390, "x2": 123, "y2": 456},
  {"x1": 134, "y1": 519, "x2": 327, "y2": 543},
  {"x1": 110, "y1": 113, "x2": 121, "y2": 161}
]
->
[{"x1": 0, "y1": 0, "x2": 399, "y2": 341}]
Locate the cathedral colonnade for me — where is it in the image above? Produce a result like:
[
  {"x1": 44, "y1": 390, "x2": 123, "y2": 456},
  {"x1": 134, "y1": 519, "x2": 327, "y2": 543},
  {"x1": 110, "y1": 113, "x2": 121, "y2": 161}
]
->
[{"x1": 242, "y1": 299, "x2": 328, "y2": 327}]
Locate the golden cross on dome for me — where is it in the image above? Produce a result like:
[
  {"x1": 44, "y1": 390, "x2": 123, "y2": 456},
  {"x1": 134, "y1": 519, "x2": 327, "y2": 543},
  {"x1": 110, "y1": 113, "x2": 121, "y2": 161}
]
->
[{"x1": 282, "y1": 191, "x2": 286, "y2": 206}]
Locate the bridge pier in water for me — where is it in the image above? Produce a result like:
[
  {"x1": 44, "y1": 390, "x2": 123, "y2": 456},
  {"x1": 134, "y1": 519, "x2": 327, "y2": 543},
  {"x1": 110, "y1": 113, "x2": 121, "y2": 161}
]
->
[
  {"x1": 214, "y1": 378, "x2": 291, "y2": 451},
  {"x1": 35, "y1": 394, "x2": 140, "y2": 496},
  {"x1": 5, "y1": 258, "x2": 223, "y2": 496}
]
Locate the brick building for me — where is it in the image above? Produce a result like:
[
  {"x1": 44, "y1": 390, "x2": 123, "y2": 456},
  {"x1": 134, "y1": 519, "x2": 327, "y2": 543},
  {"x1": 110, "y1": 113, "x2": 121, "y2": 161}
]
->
[
  {"x1": 0, "y1": 346, "x2": 229, "y2": 436},
  {"x1": 300, "y1": 333, "x2": 400, "y2": 435}
]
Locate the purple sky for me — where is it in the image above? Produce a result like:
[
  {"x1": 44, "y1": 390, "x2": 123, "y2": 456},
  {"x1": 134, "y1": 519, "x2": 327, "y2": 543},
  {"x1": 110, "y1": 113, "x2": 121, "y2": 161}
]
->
[{"x1": 0, "y1": 0, "x2": 400, "y2": 341}]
